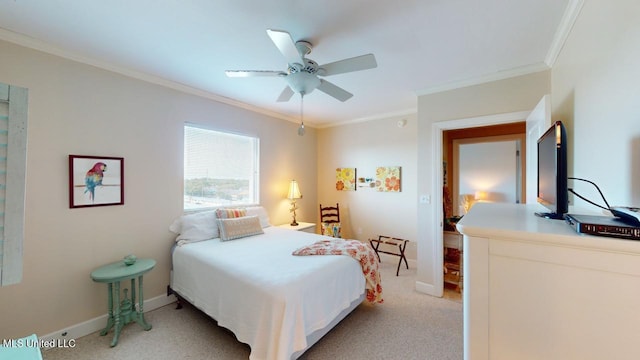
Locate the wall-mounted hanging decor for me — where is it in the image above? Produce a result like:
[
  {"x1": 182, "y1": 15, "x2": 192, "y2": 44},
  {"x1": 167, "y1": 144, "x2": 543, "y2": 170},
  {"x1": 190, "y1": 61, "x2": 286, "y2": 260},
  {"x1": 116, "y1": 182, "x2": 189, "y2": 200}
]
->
[
  {"x1": 376, "y1": 166, "x2": 401, "y2": 192},
  {"x1": 69, "y1": 155, "x2": 124, "y2": 208},
  {"x1": 335, "y1": 167, "x2": 356, "y2": 191},
  {"x1": 357, "y1": 177, "x2": 376, "y2": 189}
]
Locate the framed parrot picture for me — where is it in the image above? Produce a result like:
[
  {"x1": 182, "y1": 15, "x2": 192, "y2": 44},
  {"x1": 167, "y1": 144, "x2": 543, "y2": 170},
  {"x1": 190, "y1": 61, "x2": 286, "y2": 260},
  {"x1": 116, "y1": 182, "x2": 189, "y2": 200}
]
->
[{"x1": 69, "y1": 155, "x2": 124, "y2": 208}]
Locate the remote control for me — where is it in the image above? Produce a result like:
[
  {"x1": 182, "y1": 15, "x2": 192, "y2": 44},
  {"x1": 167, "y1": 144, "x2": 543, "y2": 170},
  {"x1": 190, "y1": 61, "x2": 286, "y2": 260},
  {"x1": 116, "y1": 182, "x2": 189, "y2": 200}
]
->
[{"x1": 610, "y1": 206, "x2": 640, "y2": 226}]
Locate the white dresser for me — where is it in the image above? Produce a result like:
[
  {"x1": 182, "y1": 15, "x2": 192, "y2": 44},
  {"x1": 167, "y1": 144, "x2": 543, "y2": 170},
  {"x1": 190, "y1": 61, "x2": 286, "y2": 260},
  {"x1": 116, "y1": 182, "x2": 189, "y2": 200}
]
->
[{"x1": 457, "y1": 203, "x2": 640, "y2": 360}]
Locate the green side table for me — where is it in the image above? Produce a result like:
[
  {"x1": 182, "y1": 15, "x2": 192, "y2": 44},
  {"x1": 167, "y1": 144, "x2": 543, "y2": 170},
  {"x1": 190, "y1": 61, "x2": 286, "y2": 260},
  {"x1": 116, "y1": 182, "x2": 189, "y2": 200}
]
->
[{"x1": 90, "y1": 258, "x2": 156, "y2": 347}]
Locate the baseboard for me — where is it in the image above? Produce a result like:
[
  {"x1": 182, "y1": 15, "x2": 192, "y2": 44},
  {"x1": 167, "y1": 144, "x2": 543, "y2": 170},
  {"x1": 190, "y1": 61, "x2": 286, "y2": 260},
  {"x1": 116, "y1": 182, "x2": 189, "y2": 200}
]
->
[
  {"x1": 415, "y1": 280, "x2": 441, "y2": 297},
  {"x1": 376, "y1": 253, "x2": 437, "y2": 296},
  {"x1": 39, "y1": 293, "x2": 176, "y2": 347}
]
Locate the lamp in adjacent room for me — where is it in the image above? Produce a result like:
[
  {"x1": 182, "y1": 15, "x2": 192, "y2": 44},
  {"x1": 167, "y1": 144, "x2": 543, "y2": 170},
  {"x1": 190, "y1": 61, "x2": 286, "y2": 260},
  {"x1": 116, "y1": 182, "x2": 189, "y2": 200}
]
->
[
  {"x1": 287, "y1": 180, "x2": 302, "y2": 226},
  {"x1": 474, "y1": 190, "x2": 488, "y2": 202}
]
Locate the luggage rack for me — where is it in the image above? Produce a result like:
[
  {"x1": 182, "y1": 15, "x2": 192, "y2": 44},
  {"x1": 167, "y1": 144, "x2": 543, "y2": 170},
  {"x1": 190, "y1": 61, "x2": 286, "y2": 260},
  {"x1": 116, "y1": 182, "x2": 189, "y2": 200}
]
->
[{"x1": 368, "y1": 235, "x2": 409, "y2": 276}]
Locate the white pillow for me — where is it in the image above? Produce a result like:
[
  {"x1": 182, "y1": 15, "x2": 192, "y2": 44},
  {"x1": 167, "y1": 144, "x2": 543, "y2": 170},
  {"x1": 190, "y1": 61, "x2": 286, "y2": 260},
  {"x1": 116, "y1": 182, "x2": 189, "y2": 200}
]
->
[
  {"x1": 169, "y1": 210, "x2": 219, "y2": 245},
  {"x1": 245, "y1": 206, "x2": 271, "y2": 228},
  {"x1": 217, "y1": 215, "x2": 264, "y2": 241}
]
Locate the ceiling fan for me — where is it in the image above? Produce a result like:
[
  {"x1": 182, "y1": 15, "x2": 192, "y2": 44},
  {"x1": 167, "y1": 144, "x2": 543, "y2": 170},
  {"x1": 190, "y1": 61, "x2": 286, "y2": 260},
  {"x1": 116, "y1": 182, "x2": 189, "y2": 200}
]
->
[{"x1": 225, "y1": 29, "x2": 377, "y2": 102}]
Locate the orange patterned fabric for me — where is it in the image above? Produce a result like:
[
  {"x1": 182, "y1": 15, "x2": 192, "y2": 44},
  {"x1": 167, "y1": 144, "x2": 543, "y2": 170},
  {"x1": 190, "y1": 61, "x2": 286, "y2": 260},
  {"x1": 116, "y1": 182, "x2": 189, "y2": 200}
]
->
[{"x1": 292, "y1": 239, "x2": 383, "y2": 304}]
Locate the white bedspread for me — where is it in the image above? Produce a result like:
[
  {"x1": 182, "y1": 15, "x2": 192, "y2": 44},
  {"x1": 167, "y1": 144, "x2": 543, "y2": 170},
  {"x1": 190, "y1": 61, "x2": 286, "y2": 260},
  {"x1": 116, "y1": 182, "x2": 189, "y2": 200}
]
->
[{"x1": 171, "y1": 226, "x2": 366, "y2": 360}]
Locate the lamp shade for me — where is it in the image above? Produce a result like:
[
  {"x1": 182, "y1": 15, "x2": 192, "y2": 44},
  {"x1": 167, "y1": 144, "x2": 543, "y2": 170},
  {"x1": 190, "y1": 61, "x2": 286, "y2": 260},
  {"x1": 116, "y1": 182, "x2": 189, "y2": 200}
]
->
[{"x1": 287, "y1": 180, "x2": 302, "y2": 199}]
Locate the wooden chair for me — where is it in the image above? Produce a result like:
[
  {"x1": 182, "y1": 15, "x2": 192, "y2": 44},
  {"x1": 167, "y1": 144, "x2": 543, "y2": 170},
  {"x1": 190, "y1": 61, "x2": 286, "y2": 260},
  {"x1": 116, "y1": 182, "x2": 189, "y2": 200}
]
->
[
  {"x1": 369, "y1": 235, "x2": 410, "y2": 276},
  {"x1": 319, "y1": 203, "x2": 341, "y2": 237}
]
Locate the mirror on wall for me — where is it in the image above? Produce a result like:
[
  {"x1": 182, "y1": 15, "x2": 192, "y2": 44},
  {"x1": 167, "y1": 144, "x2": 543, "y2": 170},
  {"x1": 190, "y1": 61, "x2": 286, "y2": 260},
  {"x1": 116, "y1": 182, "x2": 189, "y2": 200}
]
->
[{"x1": 453, "y1": 136, "x2": 523, "y2": 216}]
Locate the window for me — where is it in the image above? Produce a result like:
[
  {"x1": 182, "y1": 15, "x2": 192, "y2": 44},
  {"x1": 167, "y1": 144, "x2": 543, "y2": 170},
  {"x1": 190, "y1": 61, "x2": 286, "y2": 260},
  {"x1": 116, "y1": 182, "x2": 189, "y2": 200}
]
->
[{"x1": 184, "y1": 124, "x2": 259, "y2": 210}]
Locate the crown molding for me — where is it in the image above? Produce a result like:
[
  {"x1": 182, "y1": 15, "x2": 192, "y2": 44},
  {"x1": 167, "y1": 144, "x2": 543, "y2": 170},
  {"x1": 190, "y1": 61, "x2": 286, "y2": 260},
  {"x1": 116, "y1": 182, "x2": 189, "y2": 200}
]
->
[
  {"x1": 0, "y1": 27, "x2": 302, "y2": 125},
  {"x1": 415, "y1": 62, "x2": 550, "y2": 96},
  {"x1": 416, "y1": 0, "x2": 584, "y2": 97},
  {"x1": 317, "y1": 108, "x2": 417, "y2": 129},
  {"x1": 1, "y1": 0, "x2": 585, "y2": 129},
  {"x1": 545, "y1": 0, "x2": 585, "y2": 67}
]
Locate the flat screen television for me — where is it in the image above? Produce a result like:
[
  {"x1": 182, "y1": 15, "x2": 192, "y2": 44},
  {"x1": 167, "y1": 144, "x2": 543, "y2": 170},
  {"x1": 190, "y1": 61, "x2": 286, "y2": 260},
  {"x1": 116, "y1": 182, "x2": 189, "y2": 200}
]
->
[{"x1": 535, "y1": 120, "x2": 568, "y2": 219}]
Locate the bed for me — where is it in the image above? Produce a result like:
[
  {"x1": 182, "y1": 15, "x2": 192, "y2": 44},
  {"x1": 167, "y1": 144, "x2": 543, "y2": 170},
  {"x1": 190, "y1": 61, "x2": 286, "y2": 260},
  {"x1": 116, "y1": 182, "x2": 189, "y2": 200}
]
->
[{"x1": 168, "y1": 207, "x2": 373, "y2": 360}]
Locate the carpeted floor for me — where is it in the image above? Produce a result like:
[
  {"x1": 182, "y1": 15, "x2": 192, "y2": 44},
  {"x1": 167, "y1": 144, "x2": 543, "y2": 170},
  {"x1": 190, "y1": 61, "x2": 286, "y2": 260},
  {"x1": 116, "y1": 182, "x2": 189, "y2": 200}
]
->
[{"x1": 42, "y1": 261, "x2": 463, "y2": 360}]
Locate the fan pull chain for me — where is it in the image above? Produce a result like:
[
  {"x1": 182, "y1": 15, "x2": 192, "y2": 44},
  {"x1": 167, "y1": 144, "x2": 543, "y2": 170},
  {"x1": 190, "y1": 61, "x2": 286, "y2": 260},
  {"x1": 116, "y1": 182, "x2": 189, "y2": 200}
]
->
[{"x1": 298, "y1": 92, "x2": 305, "y2": 136}]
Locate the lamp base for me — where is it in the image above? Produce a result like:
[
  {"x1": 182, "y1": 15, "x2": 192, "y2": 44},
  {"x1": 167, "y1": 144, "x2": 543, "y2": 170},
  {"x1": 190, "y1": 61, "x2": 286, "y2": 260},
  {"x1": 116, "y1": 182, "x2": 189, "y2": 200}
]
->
[{"x1": 289, "y1": 199, "x2": 299, "y2": 226}]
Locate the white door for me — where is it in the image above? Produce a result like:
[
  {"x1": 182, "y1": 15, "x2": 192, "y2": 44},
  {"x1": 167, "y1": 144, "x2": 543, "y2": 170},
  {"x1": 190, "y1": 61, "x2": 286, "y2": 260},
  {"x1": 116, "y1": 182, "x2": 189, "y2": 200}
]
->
[{"x1": 525, "y1": 95, "x2": 551, "y2": 204}]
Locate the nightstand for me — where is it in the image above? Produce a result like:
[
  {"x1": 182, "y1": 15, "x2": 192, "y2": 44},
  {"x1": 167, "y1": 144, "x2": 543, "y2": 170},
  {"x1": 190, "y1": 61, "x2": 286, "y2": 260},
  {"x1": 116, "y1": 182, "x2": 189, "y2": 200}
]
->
[
  {"x1": 90, "y1": 258, "x2": 155, "y2": 347},
  {"x1": 278, "y1": 222, "x2": 316, "y2": 233}
]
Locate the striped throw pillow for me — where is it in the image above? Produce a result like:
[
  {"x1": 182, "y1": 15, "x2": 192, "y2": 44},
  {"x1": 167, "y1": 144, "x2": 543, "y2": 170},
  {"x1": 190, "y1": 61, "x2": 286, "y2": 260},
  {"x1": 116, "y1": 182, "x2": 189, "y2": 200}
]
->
[{"x1": 215, "y1": 208, "x2": 247, "y2": 219}]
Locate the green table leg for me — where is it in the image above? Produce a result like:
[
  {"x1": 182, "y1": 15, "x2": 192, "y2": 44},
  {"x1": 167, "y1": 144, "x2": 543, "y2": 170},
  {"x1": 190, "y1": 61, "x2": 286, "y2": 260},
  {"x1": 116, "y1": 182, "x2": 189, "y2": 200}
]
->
[
  {"x1": 111, "y1": 281, "x2": 121, "y2": 347},
  {"x1": 135, "y1": 275, "x2": 152, "y2": 331},
  {"x1": 130, "y1": 278, "x2": 136, "y2": 309},
  {"x1": 100, "y1": 283, "x2": 114, "y2": 336}
]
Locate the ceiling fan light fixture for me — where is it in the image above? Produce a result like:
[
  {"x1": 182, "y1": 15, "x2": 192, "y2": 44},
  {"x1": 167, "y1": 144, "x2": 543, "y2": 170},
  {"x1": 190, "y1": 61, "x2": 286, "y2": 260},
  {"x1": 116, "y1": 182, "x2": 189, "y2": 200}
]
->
[{"x1": 286, "y1": 71, "x2": 321, "y2": 95}]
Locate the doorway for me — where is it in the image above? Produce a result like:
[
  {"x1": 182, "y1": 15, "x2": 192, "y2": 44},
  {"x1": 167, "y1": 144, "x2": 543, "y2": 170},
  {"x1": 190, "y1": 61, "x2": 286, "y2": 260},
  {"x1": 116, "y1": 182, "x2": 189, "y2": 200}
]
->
[
  {"x1": 442, "y1": 124, "x2": 526, "y2": 300},
  {"x1": 428, "y1": 110, "x2": 531, "y2": 298},
  {"x1": 422, "y1": 96, "x2": 550, "y2": 299}
]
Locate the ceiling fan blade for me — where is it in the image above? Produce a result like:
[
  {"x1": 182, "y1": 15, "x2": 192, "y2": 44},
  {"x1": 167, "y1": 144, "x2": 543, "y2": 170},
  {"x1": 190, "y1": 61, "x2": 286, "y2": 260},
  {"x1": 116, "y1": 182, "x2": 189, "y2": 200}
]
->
[
  {"x1": 319, "y1": 54, "x2": 377, "y2": 76},
  {"x1": 276, "y1": 86, "x2": 294, "y2": 102},
  {"x1": 225, "y1": 70, "x2": 286, "y2": 77},
  {"x1": 266, "y1": 29, "x2": 304, "y2": 65},
  {"x1": 317, "y1": 79, "x2": 353, "y2": 102}
]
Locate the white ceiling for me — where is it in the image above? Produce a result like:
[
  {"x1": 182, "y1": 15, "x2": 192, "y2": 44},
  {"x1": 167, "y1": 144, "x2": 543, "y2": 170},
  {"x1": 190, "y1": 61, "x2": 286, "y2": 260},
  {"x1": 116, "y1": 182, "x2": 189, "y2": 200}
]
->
[{"x1": 0, "y1": 0, "x2": 574, "y2": 127}]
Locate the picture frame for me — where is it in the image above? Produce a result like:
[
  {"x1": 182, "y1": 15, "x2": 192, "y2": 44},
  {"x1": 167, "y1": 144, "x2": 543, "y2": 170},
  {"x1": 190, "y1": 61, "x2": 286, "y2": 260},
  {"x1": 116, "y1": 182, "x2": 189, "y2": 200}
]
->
[
  {"x1": 69, "y1": 155, "x2": 124, "y2": 208},
  {"x1": 376, "y1": 166, "x2": 401, "y2": 192},
  {"x1": 336, "y1": 167, "x2": 357, "y2": 191}
]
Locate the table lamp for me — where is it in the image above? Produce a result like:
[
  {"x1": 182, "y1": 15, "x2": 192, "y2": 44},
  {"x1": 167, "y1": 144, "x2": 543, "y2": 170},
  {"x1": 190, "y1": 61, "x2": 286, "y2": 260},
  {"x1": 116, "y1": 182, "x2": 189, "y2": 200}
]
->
[{"x1": 287, "y1": 180, "x2": 302, "y2": 226}]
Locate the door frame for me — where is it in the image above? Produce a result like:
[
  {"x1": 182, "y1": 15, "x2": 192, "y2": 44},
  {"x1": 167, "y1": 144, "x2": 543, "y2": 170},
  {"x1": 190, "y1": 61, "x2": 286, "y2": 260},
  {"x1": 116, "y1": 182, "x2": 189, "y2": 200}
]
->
[{"x1": 429, "y1": 111, "x2": 530, "y2": 297}]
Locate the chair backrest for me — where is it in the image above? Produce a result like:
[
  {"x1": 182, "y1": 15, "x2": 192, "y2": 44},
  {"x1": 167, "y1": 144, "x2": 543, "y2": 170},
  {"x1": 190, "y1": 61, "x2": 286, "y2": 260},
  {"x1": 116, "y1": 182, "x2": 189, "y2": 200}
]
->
[{"x1": 319, "y1": 203, "x2": 340, "y2": 224}]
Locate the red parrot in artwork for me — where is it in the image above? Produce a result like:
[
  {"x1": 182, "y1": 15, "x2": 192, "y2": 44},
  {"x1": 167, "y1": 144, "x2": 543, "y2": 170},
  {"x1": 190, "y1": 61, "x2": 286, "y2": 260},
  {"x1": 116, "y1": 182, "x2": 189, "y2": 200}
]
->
[{"x1": 85, "y1": 162, "x2": 107, "y2": 202}]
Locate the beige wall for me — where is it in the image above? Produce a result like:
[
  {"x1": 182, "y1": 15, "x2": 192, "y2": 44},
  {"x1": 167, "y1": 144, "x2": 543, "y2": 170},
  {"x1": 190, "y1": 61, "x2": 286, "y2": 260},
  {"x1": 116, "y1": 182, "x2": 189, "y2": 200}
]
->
[
  {"x1": 552, "y1": 0, "x2": 640, "y2": 206},
  {"x1": 317, "y1": 115, "x2": 418, "y2": 259},
  {"x1": 416, "y1": 71, "x2": 551, "y2": 294},
  {"x1": 0, "y1": 39, "x2": 317, "y2": 339}
]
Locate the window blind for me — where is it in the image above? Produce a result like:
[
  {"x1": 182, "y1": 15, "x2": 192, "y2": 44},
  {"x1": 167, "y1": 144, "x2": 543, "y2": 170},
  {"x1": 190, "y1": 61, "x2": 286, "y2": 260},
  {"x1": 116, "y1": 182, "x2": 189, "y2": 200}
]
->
[
  {"x1": 183, "y1": 125, "x2": 259, "y2": 210},
  {"x1": 0, "y1": 83, "x2": 28, "y2": 286}
]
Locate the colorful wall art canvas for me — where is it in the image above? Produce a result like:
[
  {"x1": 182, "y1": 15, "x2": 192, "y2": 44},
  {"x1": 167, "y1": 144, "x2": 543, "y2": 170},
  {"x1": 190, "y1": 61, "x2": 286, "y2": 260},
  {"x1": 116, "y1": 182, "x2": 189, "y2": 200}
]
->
[
  {"x1": 336, "y1": 167, "x2": 356, "y2": 191},
  {"x1": 376, "y1": 166, "x2": 401, "y2": 192},
  {"x1": 69, "y1": 155, "x2": 124, "y2": 208}
]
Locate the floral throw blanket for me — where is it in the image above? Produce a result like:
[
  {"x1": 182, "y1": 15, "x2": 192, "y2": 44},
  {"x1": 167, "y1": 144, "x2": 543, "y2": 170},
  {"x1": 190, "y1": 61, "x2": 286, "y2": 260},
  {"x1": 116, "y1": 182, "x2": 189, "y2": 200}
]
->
[{"x1": 292, "y1": 239, "x2": 383, "y2": 304}]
